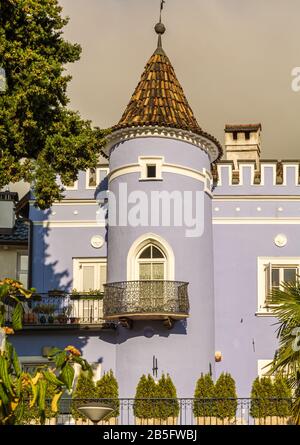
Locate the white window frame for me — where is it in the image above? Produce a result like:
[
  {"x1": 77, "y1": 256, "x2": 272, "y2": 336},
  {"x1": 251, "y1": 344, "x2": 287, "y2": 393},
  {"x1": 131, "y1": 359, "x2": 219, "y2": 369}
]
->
[
  {"x1": 86, "y1": 167, "x2": 109, "y2": 190},
  {"x1": 137, "y1": 244, "x2": 167, "y2": 280},
  {"x1": 16, "y1": 251, "x2": 28, "y2": 288},
  {"x1": 257, "y1": 359, "x2": 274, "y2": 378},
  {"x1": 127, "y1": 233, "x2": 174, "y2": 281},
  {"x1": 73, "y1": 258, "x2": 107, "y2": 292},
  {"x1": 257, "y1": 257, "x2": 300, "y2": 314},
  {"x1": 139, "y1": 156, "x2": 164, "y2": 181}
]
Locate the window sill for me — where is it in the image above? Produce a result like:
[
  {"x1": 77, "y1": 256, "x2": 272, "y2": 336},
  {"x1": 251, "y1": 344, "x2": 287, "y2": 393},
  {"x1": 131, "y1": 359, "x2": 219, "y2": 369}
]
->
[
  {"x1": 255, "y1": 311, "x2": 278, "y2": 317},
  {"x1": 139, "y1": 178, "x2": 163, "y2": 182}
]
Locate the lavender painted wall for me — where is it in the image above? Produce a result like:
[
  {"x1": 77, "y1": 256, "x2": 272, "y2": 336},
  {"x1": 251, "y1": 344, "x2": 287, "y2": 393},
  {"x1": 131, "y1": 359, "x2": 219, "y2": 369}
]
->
[
  {"x1": 31, "y1": 225, "x2": 107, "y2": 292},
  {"x1": 213, "y1": 222, "x2": 300, "y2": 397}
]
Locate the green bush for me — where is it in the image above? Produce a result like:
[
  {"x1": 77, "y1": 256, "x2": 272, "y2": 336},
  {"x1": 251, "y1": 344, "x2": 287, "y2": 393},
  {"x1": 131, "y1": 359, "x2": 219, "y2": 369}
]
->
[
  {"x1": 133, "y1": 374, "x2": 179, "y2": 420},
  {"x1": 96, "y1": 370, "x2": 120, "y2": 418},
  {"x1": 250, "y1": 376, "x2": 276, "y2": 418},
  {"x1": 156, "y1": 374, "x2": 179, "y2": 419},
  {"x1": 21, "y1": 380, "x2": 58, "y2": 424},
  {"x1": 214, "y1": 373, "x2": 237, "y2": 420},
  {"x1": 193, "y1": 373, "x2": 216, "y2": 417},
  {"x1": 133, "y1": 374, "x2": 158, "y2": 419},
  {"x1": 71, "y1": 370, "x2": 97, "y2": 421},
  {"x1": 273, "y1": 374, "x2": 292, "y2": 417}
]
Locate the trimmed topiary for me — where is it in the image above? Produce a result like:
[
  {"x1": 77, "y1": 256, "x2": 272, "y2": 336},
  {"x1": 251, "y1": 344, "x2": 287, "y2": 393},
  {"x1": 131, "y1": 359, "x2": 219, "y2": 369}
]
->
[
  {"x1": 133, "y1": 374, "x2": 158, "y2": 420},
  {"x1": 96, "y1": 370, "x2": 120, "y2": 419},
  {"x1": 214, "y1": 373, "x2": 237, "y2": 421},
  {"x1": 71, "y1": 370, "x2": 97, "y2": 421},
  {"x1": 273, "y1": 374, "x2": 292, "y2": 418},
  {"x1": 250, "y1": 376, "x2": 276, "y2": 422},
  {"x1": 193, "y1": 373, "x2": 216, "y2": 418},
  {"x1": 156, "y1": 374, "x2": 179, "y2": 420}
]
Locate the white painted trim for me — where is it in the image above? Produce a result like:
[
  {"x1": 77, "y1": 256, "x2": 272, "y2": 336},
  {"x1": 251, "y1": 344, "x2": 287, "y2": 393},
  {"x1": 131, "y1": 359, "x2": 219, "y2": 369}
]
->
[
  {"x1": 138, "y1": 156, "x2": 164, "y2": 180},
  {"x1": 30, "y1": 200, "x2": 101, "y2": 206},
  {"x1": 85, "y1": 168, "x2": 97, "y2": 190},
  {"x1": 103, "y1": 125, "x2": 221, "y2": 162},
  {"x1": 257, "y1": 359, "x2": 273, "y2": 378},
  {"x1": 213, "y1": 196, "x2": 300, "y2": 201},
  {"x1": 282, "y1": 164, "x2": 299, "y2": 186},
  {"x1": 73, "y1": 257, "x2": 107, "y2": 291},
  {"x1": 33, "y1": 220, "x2": 106, "y2": 228},
  {"x1": 257, "y1": 257, "x2": 300, "y2": 313},
  {"x1": 213, "y1": 217, "x2": 300, "y2": 224},
  {"x1": 109, "y1": 162, "x2": 213, "y2": 196},
  {"x1": 127, "y1": 233, "x2": 175, "y2": 281}
]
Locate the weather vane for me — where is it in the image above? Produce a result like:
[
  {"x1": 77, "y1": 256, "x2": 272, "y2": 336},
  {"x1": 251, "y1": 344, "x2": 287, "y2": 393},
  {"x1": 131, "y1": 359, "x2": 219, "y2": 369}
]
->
[{"x1": 159, "y1": 0, "x2": 166, "y2": 23}]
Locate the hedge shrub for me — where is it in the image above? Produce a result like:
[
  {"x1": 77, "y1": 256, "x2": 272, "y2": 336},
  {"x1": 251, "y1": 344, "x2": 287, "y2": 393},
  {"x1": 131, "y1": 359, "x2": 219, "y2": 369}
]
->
[
  {"x1": 214, "y1": 373, "x2": 237, "y2": 420},
  {"x1": 193, "y1": 373, "x2": 216, "y2": 417}
]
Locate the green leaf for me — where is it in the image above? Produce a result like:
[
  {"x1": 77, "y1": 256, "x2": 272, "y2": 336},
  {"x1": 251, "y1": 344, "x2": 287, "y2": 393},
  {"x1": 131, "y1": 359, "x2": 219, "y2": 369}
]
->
[
  {"x1": 12, "y1": 302, "x2": 24, "y2": 331},
  {"x1": 60, "y1": 363, "x2": 74, "y2": 391},
  {"x1": 18, "y1": 288, "x2": 32, "y2": 299},
  {"x1": 54, "y1": 351, "x2": 67, "y2": 368},
  {"x1": 0, "y1": 383, "x2": 9, "y2": 405},
  {"x1": 47, "y1": 347, "x2": 62, "y2": 357},
  {"x1": 0, "y1": 356, "x2": 14, "y2": 396},
  {"x1": 0, "y1": 284, "x2": 9, "y2": 299},
  {"x1": 12, "y1": 347, "x2": 22, "y2": 377},
  {"x1": 43, "y1": 370, "x2": 64, "y2": 387}
]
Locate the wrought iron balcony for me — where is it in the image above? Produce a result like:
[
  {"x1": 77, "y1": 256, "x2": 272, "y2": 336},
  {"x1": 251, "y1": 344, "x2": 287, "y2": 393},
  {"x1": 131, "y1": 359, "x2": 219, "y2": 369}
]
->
[
  {"x1": 103, "y1": 280, "x2": 189, "y2": 328},
  {"x1": 4, "y1": 293, "x2": 115, "y2": 331}
]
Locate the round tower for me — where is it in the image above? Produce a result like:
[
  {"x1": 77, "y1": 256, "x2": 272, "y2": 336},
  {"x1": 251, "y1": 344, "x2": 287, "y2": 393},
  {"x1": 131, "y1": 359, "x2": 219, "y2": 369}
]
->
[{"x1": 102, "y1": 20, "x2": 222, "y2": 397}]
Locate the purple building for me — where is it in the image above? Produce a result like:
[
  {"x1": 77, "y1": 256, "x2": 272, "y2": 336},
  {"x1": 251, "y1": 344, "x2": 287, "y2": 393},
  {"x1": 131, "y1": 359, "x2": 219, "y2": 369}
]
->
[{"x1": 11, "y1": 21, "x2": 298, "y2": 400}]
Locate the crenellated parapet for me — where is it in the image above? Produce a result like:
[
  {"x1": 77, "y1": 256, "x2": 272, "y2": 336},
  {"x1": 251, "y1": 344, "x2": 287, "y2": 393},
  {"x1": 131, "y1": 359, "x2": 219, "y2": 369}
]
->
[{"x1": 213, "y1": 160, "x2": 300, "y2": 195}]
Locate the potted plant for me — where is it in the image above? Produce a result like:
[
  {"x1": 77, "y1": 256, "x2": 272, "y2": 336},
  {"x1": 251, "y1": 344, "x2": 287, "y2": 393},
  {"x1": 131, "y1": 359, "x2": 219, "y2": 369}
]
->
[
  {"x1": 48, "y1": 289, "x2": 66, "y2": 297},
  {"x1": 32, "y1": 304, "x2": 48, "y2": 324},
  {"x1": 214, "y1": 373, "x2": 237, "y2": 425},
  {"x1": 57, "y1": 304, "x2": 72, "y2": 324},
  {"x1": 47, "y1": 304, "x2": 57, "y2": 324},
  {"x1": 193, "y1": 373, "x2": 216, "y2": 425},
  {"x1": 96, "y1": 370, "x2": 120, "y2": 425}
]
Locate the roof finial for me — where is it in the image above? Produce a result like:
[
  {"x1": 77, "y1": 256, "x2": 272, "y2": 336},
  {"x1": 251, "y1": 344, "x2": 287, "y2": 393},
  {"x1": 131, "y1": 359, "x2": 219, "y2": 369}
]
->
[{"x1": 154, "y1": 0, "x2": 166, "y2": 51}]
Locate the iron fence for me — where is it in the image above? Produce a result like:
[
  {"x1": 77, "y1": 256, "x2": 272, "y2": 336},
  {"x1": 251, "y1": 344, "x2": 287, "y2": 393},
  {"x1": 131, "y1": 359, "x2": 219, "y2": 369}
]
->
[
  {"x1": 20, "y1": 398, "x2": 295, "y2": 425},
  {"x1": 4, "y1": 293, "x2": 114, "y2": 328},
  {"x1": 103, "y1": 281, "x2": 189, "y2": 318}
]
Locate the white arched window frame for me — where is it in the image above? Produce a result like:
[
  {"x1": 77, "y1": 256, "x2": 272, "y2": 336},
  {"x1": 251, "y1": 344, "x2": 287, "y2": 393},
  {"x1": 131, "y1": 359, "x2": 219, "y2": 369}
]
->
[{"x1": 127, "y1": 233, "x2": 175, "y2": 281}]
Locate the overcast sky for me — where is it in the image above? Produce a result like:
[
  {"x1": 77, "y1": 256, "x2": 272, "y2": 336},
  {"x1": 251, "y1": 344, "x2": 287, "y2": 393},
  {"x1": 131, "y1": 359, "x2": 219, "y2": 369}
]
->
[{"x1": 59, "y1": 0, "x2": 300, "y2": 159}]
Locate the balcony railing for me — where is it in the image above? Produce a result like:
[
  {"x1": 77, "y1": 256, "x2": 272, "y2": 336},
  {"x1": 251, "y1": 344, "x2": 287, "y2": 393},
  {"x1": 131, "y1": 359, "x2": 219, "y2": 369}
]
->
[
  {"x1": 19, "y1": 398, "x2": 295, "y2": 425},
  {"x1": 103, "y1": 280, "x2": 189, "y2": 328},
  {"x1": 4, "y1": 293, "x2": 115, "y2": 330}
]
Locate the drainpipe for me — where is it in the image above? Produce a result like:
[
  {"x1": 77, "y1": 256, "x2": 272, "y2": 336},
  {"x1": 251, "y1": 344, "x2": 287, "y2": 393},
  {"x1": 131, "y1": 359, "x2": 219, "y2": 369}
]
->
[{"x1": 20, "y1": 217, "x2": 33, "y2": 289}]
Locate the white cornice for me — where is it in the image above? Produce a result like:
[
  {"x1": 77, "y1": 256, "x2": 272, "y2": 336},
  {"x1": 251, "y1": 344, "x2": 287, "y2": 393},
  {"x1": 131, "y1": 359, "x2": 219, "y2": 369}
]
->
[
  {"x1": 102, "y1": 126, "x2": 220, "y2": 162},
  {"x1": 33, "y1": 220, "x2": 106, "y2": 228}
]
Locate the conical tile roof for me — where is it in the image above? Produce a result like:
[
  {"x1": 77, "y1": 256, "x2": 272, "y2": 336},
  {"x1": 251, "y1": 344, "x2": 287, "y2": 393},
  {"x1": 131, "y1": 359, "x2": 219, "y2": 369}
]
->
[
  {"x1": 114, "y1": 45, "x2": 203, "y2": 135},
  {"x1": 112, "y1": 28, "x2": 223, "y2": 161}
]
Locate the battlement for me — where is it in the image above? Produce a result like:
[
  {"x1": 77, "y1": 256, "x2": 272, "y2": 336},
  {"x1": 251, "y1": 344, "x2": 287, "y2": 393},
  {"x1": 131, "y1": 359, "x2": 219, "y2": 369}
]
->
[{"x1": 213, "y1": 160, "x2": 300, "y2": 195}]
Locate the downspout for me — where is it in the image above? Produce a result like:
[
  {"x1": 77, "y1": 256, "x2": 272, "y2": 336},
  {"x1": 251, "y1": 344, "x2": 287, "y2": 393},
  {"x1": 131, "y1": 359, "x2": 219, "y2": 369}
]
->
[{"x1": 20, "y1": 217, "x2": 33, "y2": 289}]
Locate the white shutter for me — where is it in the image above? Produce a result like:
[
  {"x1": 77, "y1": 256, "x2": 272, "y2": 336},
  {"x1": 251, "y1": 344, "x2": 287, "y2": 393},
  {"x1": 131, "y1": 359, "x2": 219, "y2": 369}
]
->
[{"x1": 264, "y1": 263, "x2": 272, "y2": 307}]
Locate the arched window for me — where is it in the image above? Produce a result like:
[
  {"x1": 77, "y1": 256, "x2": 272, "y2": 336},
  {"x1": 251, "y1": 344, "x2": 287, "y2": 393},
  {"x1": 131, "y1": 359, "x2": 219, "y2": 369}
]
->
[
  {"x1": 127, "y1": 233, "x2": 175, "y2": 281},
  {"x1": 137, "y1": 244, "x2": 166, "y2": 280}
]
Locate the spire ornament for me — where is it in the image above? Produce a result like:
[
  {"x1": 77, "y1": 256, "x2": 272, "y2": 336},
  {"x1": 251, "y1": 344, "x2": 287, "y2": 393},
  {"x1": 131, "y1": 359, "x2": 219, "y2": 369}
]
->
[{"x1": 154, "y1": 0, "x2": 166, "y2": 52}]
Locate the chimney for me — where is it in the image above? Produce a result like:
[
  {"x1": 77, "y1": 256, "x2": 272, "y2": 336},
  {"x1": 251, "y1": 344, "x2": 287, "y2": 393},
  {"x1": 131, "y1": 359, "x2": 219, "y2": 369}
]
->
[
  {"x1": 224, "y1": 124, "x2": 262, "y2": 169},
  {"x1": 0, "y1": 191, "x2": 18, "y2": 234}
]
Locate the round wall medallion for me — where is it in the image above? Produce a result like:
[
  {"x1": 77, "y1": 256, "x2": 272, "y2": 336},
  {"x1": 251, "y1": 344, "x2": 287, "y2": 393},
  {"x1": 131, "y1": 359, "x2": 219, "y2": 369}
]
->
[
  {"x1": 91, "y1": 235, "x2": 104, "y2": 249},
  {"x1": 274, "y1": 234, "x2": 287, "y2": 248}
]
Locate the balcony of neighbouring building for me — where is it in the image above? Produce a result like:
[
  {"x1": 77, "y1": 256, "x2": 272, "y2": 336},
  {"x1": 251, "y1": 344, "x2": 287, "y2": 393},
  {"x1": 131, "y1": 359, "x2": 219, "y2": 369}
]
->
[
  {"x1": 103, "y1": 280, "x2": 189, "y2": 329},
  {"x1": 5, "y1": 292, "x2": 116, "y2": 331}
]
